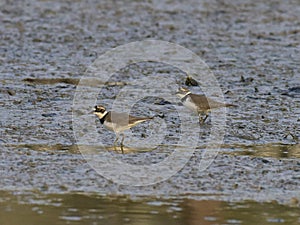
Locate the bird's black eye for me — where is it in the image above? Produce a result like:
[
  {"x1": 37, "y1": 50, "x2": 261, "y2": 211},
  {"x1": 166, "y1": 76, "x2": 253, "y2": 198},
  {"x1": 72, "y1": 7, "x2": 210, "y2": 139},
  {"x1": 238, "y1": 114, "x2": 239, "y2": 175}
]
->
[
  {"x1": 100, "y1": 107, "x2": 106, "y2": 113},
  {"x1": 94, "y1": 106, "x2": 106, "y2": 113}
]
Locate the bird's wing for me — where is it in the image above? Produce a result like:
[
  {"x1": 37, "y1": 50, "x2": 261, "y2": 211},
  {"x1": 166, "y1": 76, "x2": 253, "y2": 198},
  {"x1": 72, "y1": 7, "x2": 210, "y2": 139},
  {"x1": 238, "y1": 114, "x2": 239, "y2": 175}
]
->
[
  {"x1": 128, "y1": 114, "x2": 153, "y2": 124},
  {"x1": 107, "y1": 111, "x2": 152, "y2": 126},
  {"x1": 190, "y1": 94, "x2": 227, "y2": 110}
]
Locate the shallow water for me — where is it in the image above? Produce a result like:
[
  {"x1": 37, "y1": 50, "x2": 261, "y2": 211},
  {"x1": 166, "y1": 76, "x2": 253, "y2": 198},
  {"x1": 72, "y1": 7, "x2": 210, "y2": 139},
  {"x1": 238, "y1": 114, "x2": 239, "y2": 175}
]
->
[
  {"x1": 1, "y1": 191, "x2": 299, "y2": 225},
  {"x1": 5, "y1": 142, "x2": 300, "y2": 159}
]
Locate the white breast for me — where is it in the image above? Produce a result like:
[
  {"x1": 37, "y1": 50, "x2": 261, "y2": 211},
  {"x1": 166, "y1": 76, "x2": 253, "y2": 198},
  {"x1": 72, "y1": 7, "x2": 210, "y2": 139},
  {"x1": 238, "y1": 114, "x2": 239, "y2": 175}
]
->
[
  {"x1": 103, "y1": 120, "x2": 128, "y2": 133},
  {"x1": 102, "y1": 121, "x2": 113, "y2": 130},
  {"x1": 182, "y1": 97, "x2": 198, "y2": 112}
]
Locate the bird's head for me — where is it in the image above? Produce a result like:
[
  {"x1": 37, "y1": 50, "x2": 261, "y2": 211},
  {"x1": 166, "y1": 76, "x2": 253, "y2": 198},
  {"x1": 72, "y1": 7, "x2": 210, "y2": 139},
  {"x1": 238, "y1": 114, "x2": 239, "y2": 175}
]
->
[{"x1": 93, "y1": 105, "x2": 108, "y2": 119}]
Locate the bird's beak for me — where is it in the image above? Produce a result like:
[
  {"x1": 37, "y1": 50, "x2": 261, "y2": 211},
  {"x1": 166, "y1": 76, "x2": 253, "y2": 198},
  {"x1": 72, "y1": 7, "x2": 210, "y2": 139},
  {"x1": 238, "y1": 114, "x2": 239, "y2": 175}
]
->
[{"x1": 91, "y1": 106, "x2": 97, "y2": 114}]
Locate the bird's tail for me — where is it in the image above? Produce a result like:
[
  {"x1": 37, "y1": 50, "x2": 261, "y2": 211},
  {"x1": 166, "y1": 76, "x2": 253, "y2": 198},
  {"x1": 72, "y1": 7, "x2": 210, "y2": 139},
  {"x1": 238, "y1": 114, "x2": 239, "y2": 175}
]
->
[{"x1": 225, "y1": 103, "x2": 238, "y2": 107}]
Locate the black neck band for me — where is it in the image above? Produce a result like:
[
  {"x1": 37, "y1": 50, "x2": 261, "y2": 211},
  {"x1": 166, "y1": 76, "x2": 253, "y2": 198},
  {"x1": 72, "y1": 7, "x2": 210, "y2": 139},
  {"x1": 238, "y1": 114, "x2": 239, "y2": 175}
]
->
[{"x1": 99, "y1": 112, "x2": 109, "y2": 124}]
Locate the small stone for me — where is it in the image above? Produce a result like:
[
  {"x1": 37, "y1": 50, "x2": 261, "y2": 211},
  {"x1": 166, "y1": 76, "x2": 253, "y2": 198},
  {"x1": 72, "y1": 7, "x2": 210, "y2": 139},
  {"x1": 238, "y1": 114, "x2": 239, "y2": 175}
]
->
[
  {"x1": 7, "y1": 89, "x2": 16, "y2": 96},
  {"x1": 42, "y1": 113, "x2": 57, "y2": 117},
  {"x1": 262, "y1": 159, "x2": 270, "y2": 163}
]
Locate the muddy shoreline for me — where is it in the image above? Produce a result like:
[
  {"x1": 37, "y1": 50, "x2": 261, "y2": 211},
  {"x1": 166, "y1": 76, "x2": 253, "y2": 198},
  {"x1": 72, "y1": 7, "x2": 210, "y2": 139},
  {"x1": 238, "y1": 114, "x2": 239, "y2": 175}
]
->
[{"x1": 1, "y1": 0, "x2": 299, "y2": 218}]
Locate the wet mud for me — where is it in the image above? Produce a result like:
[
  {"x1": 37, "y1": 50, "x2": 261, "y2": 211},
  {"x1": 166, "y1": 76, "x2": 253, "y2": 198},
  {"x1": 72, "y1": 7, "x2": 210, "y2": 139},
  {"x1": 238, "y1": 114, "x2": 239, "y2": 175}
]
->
[{"x1": 0, "y1": 0, "x2": 299, "y2": 223}]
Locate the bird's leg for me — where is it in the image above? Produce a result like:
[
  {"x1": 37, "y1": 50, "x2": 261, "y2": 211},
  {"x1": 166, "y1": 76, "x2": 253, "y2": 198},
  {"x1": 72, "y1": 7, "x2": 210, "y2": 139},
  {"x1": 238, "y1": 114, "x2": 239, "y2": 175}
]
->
[
  {"x1": 199, "y1": 115, "x2": 204, "y2": 124},
  {"x1": 120, "y1": 133, "x2": 125, "y2": 154},
  {"x1": 198, "y1": 112, "x2": 209, "y2": 124},
  {"x1": 202, "y1": 113, "x2": 209, "y2": 123},
  {"x1": 113, "y1": 133, "x2": 119, "y2": 151}
]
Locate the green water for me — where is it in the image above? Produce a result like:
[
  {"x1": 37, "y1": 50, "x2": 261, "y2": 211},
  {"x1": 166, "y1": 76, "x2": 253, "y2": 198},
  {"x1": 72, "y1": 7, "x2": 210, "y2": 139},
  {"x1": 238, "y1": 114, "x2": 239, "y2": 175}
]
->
[{"x1": 1, "y1": 192, "x2": 299, "y2": 225}]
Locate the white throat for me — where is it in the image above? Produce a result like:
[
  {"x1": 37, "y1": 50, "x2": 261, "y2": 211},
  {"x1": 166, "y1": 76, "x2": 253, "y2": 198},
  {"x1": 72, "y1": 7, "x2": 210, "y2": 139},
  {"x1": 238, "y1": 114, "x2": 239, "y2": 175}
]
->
[{"x1": 95, "y1": 110, "x2": 108, "y2": 119}]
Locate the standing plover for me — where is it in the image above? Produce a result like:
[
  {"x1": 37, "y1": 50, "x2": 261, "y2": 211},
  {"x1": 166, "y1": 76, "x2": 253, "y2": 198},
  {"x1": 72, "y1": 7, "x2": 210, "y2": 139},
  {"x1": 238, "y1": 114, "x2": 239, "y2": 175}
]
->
[
  {"x1": 176, "y1": 87, "x2": 236, "y2": 123},
  {"x1": 93, "y1": 105, "x2": 154, "y2": 152}
]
